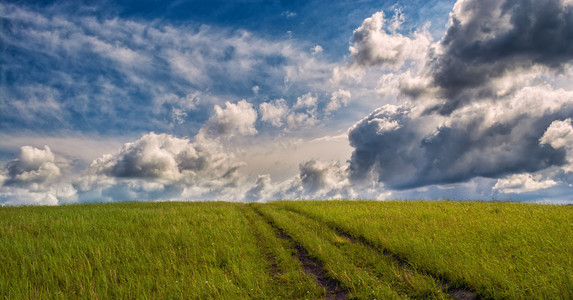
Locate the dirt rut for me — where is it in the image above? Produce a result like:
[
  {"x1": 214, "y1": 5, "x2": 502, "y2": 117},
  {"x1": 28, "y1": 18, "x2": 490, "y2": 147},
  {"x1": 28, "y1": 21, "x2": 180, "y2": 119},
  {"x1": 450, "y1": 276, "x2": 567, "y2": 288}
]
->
[
  {"x1": 286, "y1": 207, "x2": 478, "y2": 300},
  {"x1": 254, "y1": 209, "x2": 348, "y2": 300}
]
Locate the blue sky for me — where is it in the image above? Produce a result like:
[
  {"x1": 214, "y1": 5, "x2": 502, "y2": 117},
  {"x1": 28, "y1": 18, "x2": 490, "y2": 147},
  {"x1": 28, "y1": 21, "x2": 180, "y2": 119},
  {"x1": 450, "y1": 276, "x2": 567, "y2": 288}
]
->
[{"x1": 1, "y1": 0, "x2": 573, "y2": 205}]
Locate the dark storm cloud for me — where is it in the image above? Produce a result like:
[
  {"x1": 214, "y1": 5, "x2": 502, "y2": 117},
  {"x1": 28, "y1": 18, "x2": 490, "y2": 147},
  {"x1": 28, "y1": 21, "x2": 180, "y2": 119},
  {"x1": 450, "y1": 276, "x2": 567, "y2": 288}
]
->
[
  {"x1": 347, "y1": 105, "x2": 418, "y2": 186},
  {"x1": 347, "y1": 0, "x2": 573, "y2": 191},
  {"x1": 348, "y1": 89, "x2": 573, "y2": 190},
  {"x1": 428, "y1": 0, "x2": 573, "y2": 114}
]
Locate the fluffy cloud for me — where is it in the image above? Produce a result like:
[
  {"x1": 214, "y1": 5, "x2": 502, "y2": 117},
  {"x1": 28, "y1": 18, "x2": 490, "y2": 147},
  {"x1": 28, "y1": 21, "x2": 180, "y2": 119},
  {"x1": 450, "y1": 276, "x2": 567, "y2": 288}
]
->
[
  {"x1": 0, "y1": 146, "x2": 76, "y2": 206},
  {"x1": 73, "y1": 132, "x2": 244, "y2": 202},
  {"x1": 258, "y1": 93, "x2": 322, "y2": 130},
  {"x1": 540, "y1": 119, "x2": 573, "y2": 150},
  {"x1": 259, "y1": 99, "x2": 288, "y2": 127},
  {"x1": 326, "y1": 89, "x2": 351, "y2": 113},
  {"x1": 3, "y1": 146, "x2": 61, "y2": 191},
  {"x1": 426, "y1": 0, "x2": 573, "y2": 114},
  {"x1": 263, "y1": 159, "x2": 354, "y2": 201},
  {"x1": 346, "y1": 0, "x2": 573, "y2": 195},
  {"x1": 349, "y1": 10, "x2": 430, "y2": 69},
  {"x1": 244, "y1": 174, "x2": 272, "y2": 202},
  {"x1": 540, "y1": 118, "x2": 573, "y2": 173},
  {"x1": 349, "y1": 86, "x2": 573, "y2": 189},
  {"x1": 71, "y1": 132, "x2": 356, "y2": 202},
  {"x1": 200, "y1": 100, "x2": 258, "y2": 138},
  {"x1": 293, "y1": 93, "x2": 318, "y2": 109},
  {"x1": 298, "y1": 160, "x2": 353, "y2": 198},
  {"x1": 494, "y1": 173, "x2": 558, "y2": 194}
]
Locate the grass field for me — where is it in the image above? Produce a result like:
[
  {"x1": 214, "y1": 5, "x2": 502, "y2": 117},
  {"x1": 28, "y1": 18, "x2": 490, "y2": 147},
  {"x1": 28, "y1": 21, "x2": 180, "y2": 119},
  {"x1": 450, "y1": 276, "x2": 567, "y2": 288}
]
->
[{"x1": 0, "y1": 201, "x2": 571, "y2": 299}]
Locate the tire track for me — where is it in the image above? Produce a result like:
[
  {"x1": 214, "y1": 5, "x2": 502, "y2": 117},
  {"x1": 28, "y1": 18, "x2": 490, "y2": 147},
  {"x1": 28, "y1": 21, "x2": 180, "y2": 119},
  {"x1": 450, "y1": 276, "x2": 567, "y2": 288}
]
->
[
  {"x1": 241, "y1": 207, "x2": 282, "y2": 278},
  {"x1": 284, "y1": 206, "x2": 478, "y2": 300},
  {"x1": 251, "y1": 206, "x2": 348, "y2": 300}
]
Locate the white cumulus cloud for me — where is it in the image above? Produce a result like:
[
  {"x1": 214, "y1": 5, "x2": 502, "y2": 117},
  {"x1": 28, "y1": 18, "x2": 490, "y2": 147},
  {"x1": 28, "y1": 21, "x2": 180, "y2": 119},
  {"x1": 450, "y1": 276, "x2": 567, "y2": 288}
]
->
[
  {"x1": 3, "y1": 146, "x2": 61, "y2": 191},
  {"x1": 259, "y1": 99, "x2": 288, "y2": 127},
  {"x1": 349, "y1": 10, "x2": 430, "y2": 69},
  {"x1": 1, "y1": 146, "x2": 76, "y2": 206},
  {"x1": 494, "y1": 174, "x2": 558, "y2": 194},
  {"x1": 326, "y1": 89, "x2": 351, "y2": 113},
  {"x1": 74, "y1": 132, "x2": 245, "y2": 202},
  {"x1": 540, "y1": 118, "x2": 573, "y2": 173},
  {"x1": 200, "y1": 100, "x2": 258, "y2": 138}
]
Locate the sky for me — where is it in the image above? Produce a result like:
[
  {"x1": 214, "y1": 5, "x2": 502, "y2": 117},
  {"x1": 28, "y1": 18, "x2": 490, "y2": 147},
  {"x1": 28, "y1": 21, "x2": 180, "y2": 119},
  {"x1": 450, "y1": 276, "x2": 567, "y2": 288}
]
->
[{"x1": 1, "y1": 0, "x2": 573, "y2": 206}]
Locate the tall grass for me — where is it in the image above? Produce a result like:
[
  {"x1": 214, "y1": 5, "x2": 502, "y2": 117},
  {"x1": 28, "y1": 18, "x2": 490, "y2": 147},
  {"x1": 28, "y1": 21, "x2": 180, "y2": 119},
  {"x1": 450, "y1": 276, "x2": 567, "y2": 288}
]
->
[
  {"x1": 255, "y1": 204, "x2": 448, "y2": 299},
  {"x1": 0, "y1": 202, "x2": 321, "y2": 299},
  {"x1": 2, "y1": 200, "x2": 571, "y2": 299},
  {"x1": 274, "y1": 200, "x2": 573, "y2": 299}
]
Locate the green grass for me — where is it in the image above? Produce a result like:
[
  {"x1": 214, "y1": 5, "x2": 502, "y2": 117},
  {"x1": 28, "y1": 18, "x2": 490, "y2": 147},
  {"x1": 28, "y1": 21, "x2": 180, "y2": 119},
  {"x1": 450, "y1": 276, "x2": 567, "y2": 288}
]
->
[
  {"x1": 0, "y1": 202, "x2": 323, "y2": 299},
  {"x1": 273, "y1": 200, "x2": 573, "y2": 299},
  {"x1": 254, "y1": 204, "x2": 447, "y2": 299},
  {"x1": 1, "y1": 200, "x2": 571, "y2": 299}
]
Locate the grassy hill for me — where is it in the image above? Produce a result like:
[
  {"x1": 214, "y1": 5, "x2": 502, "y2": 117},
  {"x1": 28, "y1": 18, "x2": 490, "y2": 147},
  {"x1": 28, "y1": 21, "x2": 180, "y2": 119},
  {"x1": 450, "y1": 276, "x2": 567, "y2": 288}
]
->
[{"x1": 1, "y1": 201, "x2": 571, "y2": 299}]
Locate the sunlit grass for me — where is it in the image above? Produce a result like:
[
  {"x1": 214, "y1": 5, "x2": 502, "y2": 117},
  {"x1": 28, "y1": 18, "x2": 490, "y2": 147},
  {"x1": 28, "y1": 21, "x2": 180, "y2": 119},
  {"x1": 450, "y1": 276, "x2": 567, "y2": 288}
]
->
[
  {"x1": 1, "y1": 200, "x2": 571, "y2": 299},
  {"x1": 255, "y1": 204, "x2": 448, "y2": 299},
  {"x1": 0, "y1": 202, "x2": 322, "y2": 299},
  {"x1": 274, "y1": 200, "x2": 573, "y2": 299}
]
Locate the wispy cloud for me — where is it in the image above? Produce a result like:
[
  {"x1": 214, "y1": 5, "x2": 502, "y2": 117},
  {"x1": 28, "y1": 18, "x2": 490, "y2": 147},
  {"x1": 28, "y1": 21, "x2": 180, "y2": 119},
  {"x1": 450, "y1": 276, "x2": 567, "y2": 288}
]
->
[{"x1": 1, "y1": 3, "x2": 337, "y2": 137}]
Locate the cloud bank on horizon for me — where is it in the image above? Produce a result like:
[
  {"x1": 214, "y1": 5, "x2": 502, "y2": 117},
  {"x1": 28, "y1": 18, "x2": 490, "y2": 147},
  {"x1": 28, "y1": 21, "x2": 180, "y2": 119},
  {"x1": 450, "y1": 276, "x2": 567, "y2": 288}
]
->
[{"x1": 1, "y1": 0, "x2": 573, "y2": 205}]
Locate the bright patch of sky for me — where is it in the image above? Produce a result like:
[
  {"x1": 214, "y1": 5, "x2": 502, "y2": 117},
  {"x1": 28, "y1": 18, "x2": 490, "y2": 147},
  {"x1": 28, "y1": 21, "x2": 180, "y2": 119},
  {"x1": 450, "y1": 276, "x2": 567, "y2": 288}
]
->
[{"x1": 2, "y1": 0, "x2": 573, "y2": 205}]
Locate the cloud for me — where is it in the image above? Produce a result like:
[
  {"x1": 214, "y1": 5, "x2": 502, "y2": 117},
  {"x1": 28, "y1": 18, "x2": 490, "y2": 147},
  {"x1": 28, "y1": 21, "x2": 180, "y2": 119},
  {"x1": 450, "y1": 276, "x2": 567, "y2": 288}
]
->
[
  {"x1": 0, "y1": 189, "x2": 60, "y2": 206},
  {"x1": 426, "y1": 0, "x2": 573, "y2": 114},
  {"x1": 71, "y1": 131, "x2": 356, "y2": 203},
  {"x1": 0, "y1": 133, "x2": 126, "y2": 167},
  {"x1": 293, "y1": 93, "x2": 318, "y2": 109},
  {"x1": 155, "y1": 92, "x2": 201, "y2": 125},
  {"x1": 312, "y1": 45, "x2": 323, "y2": 55},
  {"x1": 285, "y1": 112, "x2": 318, "y2": 129},
  {"x1": 0, "y1": 146, "x2": 76, "y2": 206},
  {"x1": 73, "y1": 132, "x2": 245, "y2": 202},
  {"x1": 540, "y1": 118, "x2": 573, "y2": 173},
  {"x1": 243, "y1": 174, "x2": 272, "y2": 202},
  {"x1": 199, "y1": 100, "x2": 258, "y2": 138},
  {"x1": 252, "y1": 85, "x2": 260, "y2": 95},
  {"x1": 238, "y1": 133, "x2": 353, "y2": 184},
  {"x1": 540, "y1": 118, "x2": 573, "y2": 150},
  {"x1": 1, "y1": 3, "x2": 336, "y2": 136},
  {"x1": 348, "y1": 85, "x2": 573, "y2": 190},
  {"x1": 258, "y1": 93, "x2": 322, "y2": 130},
  {"x1": 2, "y1": 146, "x2": 61, "y2": 190},
  {"x1": 256, "y1": 160, "x2": 353, "y2": 201},
  {"x1": 259, "y1": 99, "x2": 288, "y2": 127},
  {"x1": 346, "y1": 0, "x2": 573, "y2": 195},
  {"x1": 349, "y1": 10, "x2": 430, "y2": 69},
  {"x1": 326, "y1": 89, "x2": 351, "y2": 113},
  {"x1": 240, "y1": 157, "x2": 357, "y2": 202},
  {"x1": 286, "y1": 93, "x2": 319, "y2": 129},
  {"x1": 298, "y1": 160, "x2": 353, "y2": 198},
  {"x1": 493, "y1": 173, "x2": 558, "y2": 194}
]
